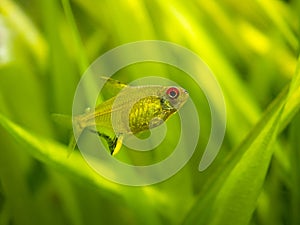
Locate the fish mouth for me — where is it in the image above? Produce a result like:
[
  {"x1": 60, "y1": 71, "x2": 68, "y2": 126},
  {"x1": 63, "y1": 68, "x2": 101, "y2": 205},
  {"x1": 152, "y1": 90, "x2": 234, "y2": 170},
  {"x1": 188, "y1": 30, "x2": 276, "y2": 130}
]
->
[
  {"x1": 182, "y1": 88, "x2": 189, "y2": 100},
  {"x1": 180, "y1": 91, "x2": 189, "y2": 108}
]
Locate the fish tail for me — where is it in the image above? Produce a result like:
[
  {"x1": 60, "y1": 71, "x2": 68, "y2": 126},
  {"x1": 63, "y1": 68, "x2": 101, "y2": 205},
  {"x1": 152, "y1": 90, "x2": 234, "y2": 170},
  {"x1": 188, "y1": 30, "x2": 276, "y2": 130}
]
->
[
  {"x1": 67, "y1": 134, "x2": 77, "y2": 157},
  {"x1": 52, "y1": 113, "x2": 84, "y2": 156},
  {"x1": 67, "y1": 115, "x2": 86, "y2": 156},
  {"x1": 51, "y1": 113, "x2": 72, "y2": 128}
]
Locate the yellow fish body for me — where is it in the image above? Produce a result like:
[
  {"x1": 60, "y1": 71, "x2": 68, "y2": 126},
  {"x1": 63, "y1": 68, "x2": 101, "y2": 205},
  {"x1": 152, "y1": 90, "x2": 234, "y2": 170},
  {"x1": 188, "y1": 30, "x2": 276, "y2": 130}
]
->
[{"x1": 72, "y1": 78, "x2": 189, "y2": 155}]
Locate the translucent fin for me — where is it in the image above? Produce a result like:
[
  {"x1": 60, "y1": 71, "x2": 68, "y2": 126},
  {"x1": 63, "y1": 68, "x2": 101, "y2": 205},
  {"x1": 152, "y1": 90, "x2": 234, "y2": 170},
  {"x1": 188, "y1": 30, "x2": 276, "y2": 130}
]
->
[
  {"x1": 67, "y1": 134, "x2": 77, "y2": 157},
  {"x1": 100, "y1": 76, "x2": 128, "y2": 99},
  {"x1": 100, "y1": 76, "x2": 128, "y2": 88},
  {"x1": 52, "y1": 113, "x2": 84, "y2": 157},
  {"x1": 51, "y1": 113, "x2": 72, "y2": 128},
  {"x1": 89, "y1": 129, "x2": 124, "y2": 155},
  {"x1": 69, "y1": 115, "x2": 86, "y2": 156}
]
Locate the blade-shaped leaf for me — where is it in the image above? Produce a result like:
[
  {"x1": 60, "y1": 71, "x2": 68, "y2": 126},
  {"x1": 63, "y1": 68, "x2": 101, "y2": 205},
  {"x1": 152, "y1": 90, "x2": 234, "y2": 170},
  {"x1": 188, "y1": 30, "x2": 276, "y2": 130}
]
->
[
  {"x1": 0, "y1": 113, "x2": 167, "y2": 224},
  {"x1": 0, "y1": 113, "x2": 117, "y2": 193},
  {"x1": 183, "y1": 55, "x2": 300, "y2": 225}
]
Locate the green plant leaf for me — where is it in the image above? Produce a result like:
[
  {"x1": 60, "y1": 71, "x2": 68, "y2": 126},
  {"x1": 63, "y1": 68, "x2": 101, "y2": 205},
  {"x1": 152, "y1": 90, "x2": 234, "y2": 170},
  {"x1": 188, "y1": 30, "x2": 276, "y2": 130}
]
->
[
  {"x1": 0, "y1": 0, "x2": 47, "y2": 68},
  {"x1": 182, "y1": 56, "x2": 300, "y2": 225},
  {"x1": 1, "y1": 1, "x2": 299, "y2": 224},
  {"x1": 289, "y1": 113, "x2": 300, "y2": 225},
  {"x1": 0, "y1": 113, "x2": 117, "y2": 193},
  {"x1": 0, "y1": 112, "x2": 168, "y2": 224}
]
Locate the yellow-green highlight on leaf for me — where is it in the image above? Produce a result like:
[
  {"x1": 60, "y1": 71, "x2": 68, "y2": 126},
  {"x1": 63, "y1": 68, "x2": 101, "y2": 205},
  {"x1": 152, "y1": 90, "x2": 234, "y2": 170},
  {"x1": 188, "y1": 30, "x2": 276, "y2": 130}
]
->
[
  {"x1": 0, "y1": 0, "x2": 48, "y2": 67},
  {"x1": 61, "y1": 0, "x2": 89, "y2": 74},
  {"x1": 0, "y1": 113, "x2": 115, "y2": 193}
]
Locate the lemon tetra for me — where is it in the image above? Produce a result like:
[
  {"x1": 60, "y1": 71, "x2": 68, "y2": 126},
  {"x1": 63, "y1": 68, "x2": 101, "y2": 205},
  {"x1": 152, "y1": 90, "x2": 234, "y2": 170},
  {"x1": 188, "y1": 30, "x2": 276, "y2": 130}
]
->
[{"x1": 56, "y1": 77, "x2": 189, "y2": 155}]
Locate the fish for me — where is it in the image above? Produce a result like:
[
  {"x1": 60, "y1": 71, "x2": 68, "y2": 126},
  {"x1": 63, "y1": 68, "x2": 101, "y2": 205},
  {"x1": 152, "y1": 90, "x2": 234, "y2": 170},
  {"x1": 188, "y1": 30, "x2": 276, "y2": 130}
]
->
[{"x1": 61, "y1": 77, "x2": 189, "y2": 155}]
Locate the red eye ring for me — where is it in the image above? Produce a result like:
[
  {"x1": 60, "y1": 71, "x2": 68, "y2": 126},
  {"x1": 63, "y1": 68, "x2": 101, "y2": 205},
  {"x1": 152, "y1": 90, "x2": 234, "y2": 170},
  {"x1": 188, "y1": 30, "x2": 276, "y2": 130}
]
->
[{"x1": 166, "y1": 87, "x2": 179, "y2": 99}]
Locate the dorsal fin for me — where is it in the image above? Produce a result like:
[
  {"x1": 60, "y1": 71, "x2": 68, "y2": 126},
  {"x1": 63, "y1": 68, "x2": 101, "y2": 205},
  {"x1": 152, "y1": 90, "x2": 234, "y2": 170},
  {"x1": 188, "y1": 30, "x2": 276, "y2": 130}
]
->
[{"x1": 100, "y1": 76, "x2": 128, "y2": 100}]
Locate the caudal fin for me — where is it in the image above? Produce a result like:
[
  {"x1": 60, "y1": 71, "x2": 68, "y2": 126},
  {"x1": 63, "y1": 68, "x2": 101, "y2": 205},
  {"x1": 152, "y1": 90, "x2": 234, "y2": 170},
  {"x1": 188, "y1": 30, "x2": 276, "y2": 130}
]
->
[
  {"x1": 51, "y1": 113, "x2": 72, "y2": 128},
  {"x1": 51, "y1": 113, "x2": 84, "y2": 156}
]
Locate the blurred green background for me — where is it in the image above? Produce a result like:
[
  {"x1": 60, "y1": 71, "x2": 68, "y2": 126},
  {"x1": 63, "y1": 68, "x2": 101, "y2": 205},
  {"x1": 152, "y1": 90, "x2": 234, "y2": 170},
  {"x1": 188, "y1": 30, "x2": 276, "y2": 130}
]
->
[{"x1": 0, "y1": 0, "x2": 299, "y2": 225}]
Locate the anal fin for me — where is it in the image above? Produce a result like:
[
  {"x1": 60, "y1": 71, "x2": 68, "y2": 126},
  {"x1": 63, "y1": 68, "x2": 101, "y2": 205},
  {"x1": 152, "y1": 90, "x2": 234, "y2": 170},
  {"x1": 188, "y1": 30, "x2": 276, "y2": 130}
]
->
[
  {"x1": 89, "y1": 129, "x2": 123, "y2": 155},
  {"x1": 111, "y1": 135, "x2": 123, "y2": 156}
]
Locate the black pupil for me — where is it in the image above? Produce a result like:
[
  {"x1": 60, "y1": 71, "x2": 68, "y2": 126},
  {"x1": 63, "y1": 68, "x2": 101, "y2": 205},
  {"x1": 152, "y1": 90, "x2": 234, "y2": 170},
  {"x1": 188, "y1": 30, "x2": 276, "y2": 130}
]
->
[{"x1": 170, "y1": 90, "x2": 177, "y2": 97}]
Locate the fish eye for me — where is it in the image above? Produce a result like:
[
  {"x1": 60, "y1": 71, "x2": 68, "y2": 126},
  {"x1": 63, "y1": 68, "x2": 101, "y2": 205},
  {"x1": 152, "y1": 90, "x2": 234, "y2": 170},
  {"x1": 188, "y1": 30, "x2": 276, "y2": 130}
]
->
[{"x1": 166, "y1": 87, "x2": 179, "y2": 99}]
